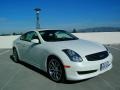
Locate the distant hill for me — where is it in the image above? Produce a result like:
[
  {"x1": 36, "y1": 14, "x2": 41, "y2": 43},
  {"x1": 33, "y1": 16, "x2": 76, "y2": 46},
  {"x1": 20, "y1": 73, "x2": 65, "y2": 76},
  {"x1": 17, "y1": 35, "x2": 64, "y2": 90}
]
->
[{"x1": 77, "y1": 27, "x2": 120, "y2": 33}]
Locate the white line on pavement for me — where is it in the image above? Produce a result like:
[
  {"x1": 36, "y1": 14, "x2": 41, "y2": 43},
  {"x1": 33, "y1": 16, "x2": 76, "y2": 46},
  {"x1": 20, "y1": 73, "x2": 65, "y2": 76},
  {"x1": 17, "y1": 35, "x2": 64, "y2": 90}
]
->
[
  {"x1": 99, "y1": 76, "x2": 115, "y2": 90},
  {"x1": 108, "y1": 46, "x2": 120, "y2": 51},
  {"x1": 0, "y1": 68, "x2": 21, "y2": 90},
  {"x1": 0, "y1": 50, "x2": 10, "y2": 55}
]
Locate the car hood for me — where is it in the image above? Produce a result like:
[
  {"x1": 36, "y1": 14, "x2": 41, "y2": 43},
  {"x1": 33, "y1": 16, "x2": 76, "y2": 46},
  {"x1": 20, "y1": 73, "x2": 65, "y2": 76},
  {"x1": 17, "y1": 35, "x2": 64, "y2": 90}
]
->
[{"x1": 45, "y1": 39, "x2": 106, "y2": 57}]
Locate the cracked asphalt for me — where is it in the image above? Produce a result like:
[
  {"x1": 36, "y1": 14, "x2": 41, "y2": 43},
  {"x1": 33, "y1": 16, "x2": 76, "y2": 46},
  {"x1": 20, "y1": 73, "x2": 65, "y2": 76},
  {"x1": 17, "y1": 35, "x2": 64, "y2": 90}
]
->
[{"x1": 0, "y1": 44, "x2": 120, "y2": 90}]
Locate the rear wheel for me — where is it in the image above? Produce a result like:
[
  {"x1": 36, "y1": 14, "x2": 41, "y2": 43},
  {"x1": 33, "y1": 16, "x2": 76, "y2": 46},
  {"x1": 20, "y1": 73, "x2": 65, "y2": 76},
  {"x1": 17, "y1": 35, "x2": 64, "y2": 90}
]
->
[
  {"x1": 47, "y1": 57, "x2": 65, "y2": 82},
  {"x1": 13, "y1": 48, "x2": 19, "y2": 63}
]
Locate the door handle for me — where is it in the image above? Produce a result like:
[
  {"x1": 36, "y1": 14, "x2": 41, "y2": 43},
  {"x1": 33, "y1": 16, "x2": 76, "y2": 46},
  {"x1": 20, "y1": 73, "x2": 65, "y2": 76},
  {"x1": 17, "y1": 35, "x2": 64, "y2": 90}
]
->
[{"x1": 22, "y1": 44, "x2": 26, "y2": 47}]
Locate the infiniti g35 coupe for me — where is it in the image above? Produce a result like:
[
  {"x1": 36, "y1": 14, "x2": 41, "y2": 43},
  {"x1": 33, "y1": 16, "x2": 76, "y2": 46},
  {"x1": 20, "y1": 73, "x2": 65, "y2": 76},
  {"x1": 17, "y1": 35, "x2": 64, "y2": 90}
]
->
[{"x1": 13, "y1": 29, "x2": 113, "y2": 82}]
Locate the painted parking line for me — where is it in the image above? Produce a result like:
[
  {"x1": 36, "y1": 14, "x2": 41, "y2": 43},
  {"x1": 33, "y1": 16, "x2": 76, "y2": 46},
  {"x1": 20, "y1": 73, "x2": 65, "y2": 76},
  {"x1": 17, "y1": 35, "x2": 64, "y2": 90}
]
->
[
  {"x1": 0, "y1": 50, "x2": 10, "y2": 55},
  {"x1": 99, "y1": 76, "x2": 115, "y2": 90},
  {"x1": 0, "y1": 68, "x2": 21, "y2": 90},
  {"x1": 108, "y1": 46, "x2": 120, "y2": 52}
]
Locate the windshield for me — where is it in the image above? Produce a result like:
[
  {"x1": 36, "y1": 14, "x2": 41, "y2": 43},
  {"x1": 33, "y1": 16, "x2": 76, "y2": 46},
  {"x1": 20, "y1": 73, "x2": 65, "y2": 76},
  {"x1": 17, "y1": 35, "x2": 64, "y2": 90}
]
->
[{"x1": 39, "y1": 30, "x2": 79, "y2": 42}]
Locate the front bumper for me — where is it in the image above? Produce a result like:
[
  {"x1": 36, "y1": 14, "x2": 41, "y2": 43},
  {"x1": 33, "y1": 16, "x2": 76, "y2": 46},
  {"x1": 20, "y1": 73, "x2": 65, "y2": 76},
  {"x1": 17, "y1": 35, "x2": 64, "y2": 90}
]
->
[{"x1": 65, "y1": 53, "x2": 113, "y2": 80}]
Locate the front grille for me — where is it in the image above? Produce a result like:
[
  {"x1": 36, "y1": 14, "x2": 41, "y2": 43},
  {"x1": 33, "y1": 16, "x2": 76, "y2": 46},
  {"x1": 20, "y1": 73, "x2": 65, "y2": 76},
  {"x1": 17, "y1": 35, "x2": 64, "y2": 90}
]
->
[{"x1": 86, "y1": 51, "x2": 109, "y2": 61}]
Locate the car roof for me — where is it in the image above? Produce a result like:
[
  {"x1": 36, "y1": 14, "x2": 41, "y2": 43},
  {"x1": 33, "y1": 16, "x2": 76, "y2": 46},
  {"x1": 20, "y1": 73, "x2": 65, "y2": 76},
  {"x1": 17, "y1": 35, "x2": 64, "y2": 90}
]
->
[
  {"x1": 35, "y1": 29, "x2": 62, "y2": 31},
  {"x1": 22, "y1": 29, "x2": 65, "y2": 35},
  {"x1": 35, "y1": 29, "x2": 65, "y2": 32}
]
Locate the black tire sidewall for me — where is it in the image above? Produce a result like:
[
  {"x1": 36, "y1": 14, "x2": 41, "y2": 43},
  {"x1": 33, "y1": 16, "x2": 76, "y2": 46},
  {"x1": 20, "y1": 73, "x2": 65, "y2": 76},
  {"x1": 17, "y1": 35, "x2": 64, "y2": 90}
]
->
[{"x1": 13, "y1": 48, "x2": 19, "y2": 63}]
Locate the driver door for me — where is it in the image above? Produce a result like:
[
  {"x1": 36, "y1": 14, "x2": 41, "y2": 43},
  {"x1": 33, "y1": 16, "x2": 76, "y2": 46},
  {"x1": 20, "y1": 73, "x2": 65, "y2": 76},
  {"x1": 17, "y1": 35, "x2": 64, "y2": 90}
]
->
[{"x1": 23, "y1": 31, "x2": 43, "y2": 67}]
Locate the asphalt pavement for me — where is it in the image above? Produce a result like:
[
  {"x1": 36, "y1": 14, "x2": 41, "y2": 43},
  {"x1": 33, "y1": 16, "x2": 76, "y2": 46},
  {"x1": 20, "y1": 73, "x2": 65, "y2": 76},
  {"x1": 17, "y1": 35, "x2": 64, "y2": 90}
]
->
[{"x1": 0, "y1": 44, "x2": 120, "y2": 90}]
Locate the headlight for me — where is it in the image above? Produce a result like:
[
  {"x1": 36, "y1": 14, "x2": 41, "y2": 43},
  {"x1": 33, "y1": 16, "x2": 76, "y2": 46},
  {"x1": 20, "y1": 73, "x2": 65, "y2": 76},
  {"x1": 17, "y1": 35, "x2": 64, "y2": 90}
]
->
[{"x1": 63, "y1": 49, "x2": 83, "y2": 62}]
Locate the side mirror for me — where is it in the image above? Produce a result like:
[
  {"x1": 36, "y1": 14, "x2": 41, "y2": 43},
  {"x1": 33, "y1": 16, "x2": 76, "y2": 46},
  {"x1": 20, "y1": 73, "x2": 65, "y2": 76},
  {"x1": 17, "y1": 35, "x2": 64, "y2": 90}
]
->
[{"x1": 31, "y1": 39, "x2": 39, "y2": 44}]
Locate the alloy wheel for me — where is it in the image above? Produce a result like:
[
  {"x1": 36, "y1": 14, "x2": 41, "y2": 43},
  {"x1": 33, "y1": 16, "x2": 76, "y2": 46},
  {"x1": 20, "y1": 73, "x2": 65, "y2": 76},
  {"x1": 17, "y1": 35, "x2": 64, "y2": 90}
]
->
[{"x1": 48, "y1": 58, "x2": 63, "y2": 82}]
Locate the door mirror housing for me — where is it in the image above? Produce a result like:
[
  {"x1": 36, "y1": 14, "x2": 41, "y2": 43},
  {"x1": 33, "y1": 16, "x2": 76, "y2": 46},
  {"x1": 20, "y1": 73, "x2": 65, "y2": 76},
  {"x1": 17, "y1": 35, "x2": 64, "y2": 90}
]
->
[{"x1": 31, "y1": 39, "x2": 39, "y2": 44}]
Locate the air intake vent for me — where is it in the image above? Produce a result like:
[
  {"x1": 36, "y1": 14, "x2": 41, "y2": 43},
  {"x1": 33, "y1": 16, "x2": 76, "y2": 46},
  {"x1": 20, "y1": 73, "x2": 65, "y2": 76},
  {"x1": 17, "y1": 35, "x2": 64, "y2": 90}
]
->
[{"x1": 86, "y1": 51, "x2": 109, "y2": 61}]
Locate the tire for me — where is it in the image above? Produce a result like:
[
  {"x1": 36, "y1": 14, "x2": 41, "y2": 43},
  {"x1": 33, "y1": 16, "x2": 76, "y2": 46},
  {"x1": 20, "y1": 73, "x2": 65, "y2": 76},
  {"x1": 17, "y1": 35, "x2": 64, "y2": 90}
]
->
[
  {"x1": 47, "y1": 57, "x2": 65, "y2": 83},
  {"x1": 13, "y1": 48, "x2": 19, "y2": 63}
]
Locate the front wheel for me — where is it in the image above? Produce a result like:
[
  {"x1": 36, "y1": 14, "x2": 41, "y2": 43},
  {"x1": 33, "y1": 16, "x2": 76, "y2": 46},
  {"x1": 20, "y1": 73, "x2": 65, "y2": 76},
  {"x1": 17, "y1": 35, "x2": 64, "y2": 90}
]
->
[{"x1": 47, "y1": 57, "x2": 65, "y2": 83}]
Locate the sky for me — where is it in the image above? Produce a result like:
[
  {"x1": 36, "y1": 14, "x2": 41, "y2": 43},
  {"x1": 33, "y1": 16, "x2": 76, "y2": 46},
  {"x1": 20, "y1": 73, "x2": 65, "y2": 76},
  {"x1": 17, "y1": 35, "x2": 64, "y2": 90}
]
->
[{"x1": 0, "y1": 0, "x2": 120, "y2": 33}]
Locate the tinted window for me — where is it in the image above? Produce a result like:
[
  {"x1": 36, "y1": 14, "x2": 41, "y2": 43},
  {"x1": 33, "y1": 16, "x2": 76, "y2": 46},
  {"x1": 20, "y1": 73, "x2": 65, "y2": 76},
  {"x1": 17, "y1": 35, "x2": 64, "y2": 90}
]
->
[
  {"x1": 39, "y1": 30, "x2": 78, "y2": 42},
  {"x1": 25, "y1": 32, "x2": 33, "y2": 42},
  {"x1": 20, "y1": 31, "x2": 39, "y2": 42},
  {"x1": 20, "y1": 33, "x2": 27, "y2": 41}
]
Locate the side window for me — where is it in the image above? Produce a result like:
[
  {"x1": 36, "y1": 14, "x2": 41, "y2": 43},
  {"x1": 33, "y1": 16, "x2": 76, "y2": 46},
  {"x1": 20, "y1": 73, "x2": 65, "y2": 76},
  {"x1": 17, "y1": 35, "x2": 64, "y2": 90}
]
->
[
  {"x1": 25, "y1": 32, "x2": 33, "y2": 42},
  {"x1": 20, "y1": 33, "x2": 27, "y2": 41},
  {"x1": 25, "y1": 31, "x2": 39, "y2": 42},
  {"x1": 20, "y1": 31, "x2": 39, "y2": 42},
  {"x1": 31, "y1": 32, "x2": 39, "y2": 40}
]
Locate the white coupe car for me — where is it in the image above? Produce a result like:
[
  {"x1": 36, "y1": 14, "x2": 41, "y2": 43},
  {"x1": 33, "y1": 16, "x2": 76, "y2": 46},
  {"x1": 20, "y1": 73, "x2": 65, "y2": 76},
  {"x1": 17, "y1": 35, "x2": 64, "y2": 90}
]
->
[{"x1": 13, "y1": 29, "x2": 112, "y2": 82}]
